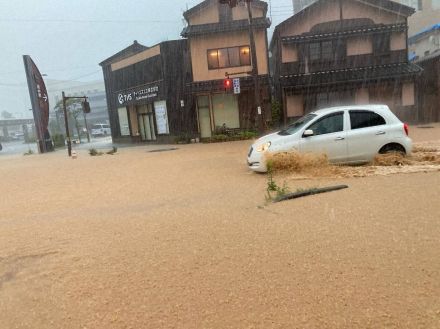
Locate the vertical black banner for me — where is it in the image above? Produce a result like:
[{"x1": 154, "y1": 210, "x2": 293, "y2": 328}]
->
[{"x1": 23, "y1": 55, "x2": 53, "y2": 153}]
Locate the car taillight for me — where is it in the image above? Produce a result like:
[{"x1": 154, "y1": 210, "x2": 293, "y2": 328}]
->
[{"x1": 403, "y1": 123, "x2": 409, "y2": 136}]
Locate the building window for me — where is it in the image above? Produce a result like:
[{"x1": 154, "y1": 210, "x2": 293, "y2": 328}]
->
[
  {"x1": 373, "y1": 34, "x2": 390, "y2": 54},
  {"x1": 207, "y1": 46, "x2": 251, "y2": 69},
  {"x1": 308, "y1": 40, "x2": 344, "y2": 62}
]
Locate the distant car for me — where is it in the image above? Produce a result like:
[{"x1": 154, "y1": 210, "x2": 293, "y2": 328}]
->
[
  {"x1": 91, "y1": 123, "x2": 111, "y2": 137},
  {"x1": 247, "y1": 105, "x2": 412, "y2": 172}
]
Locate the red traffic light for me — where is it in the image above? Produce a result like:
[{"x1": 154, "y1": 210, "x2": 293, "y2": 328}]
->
[{"x1": 223, "y1": 78, "x2": 232, "y2": 90}]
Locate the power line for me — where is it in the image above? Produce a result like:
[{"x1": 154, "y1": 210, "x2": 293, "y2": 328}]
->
[{"x1": 0, "y1": 18, "x2": 176, "y2": 24}]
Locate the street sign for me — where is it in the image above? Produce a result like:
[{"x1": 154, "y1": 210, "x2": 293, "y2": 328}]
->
[{"x1": 233, "y1": 78, "x2": 240, "y2": 94}]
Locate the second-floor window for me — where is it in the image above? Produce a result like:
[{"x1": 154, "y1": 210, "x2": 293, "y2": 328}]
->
[
  {"x1": 308, "y1": 39, "x2": 345, "y2": 63},
  {"x1": 207, "y1": 46, "x2": 251, "y2": 69}
]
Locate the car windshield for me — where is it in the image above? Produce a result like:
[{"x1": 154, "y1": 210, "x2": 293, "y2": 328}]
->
[
  {"x1": 278, "y1": 113, "x2": 317, "y2": 135},
  {"x1": 92, "y1": 125, "x2": 102, "y2": 129}
]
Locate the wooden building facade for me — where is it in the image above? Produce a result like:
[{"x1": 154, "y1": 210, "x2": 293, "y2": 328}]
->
[
  {"x1": 271, "y1": 0, "x2": 423, "y2": 124},
  {"x1": 100, "y1": 40, "x2": 196, "y2": 143},
  {"x1": 181, "y1": 0, "x2": 272, "y2": 138},
  {"x1": 415, "y1": 52, "x2": 440, "y2": 123}
]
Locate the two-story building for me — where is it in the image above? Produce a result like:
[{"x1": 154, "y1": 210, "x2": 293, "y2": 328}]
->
[
  {"x1": 181, "y1": 0, "x2": 271, "y2": 138},
  {"x1": 271, "y1": 0, "x2": 423, "y2": 124},
  {"x1": 100, "y1": 40, "x2": 196, "y2": 143}
]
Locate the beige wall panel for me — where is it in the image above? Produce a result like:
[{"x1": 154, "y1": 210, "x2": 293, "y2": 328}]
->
[
  {"x1": 190, "y1": 30, "x2": 268, "y2": 81},
  {"x1": 189, "y1": 3, "x2": 219, "y2": 25},
  {"x1": 402, "y1": 83, "x2": 415, "y2": 106},
  {"x1": 355, "y1": 88, "x2": 370, "y2": 104},
  {"x1": 390, "y1": 32, "x2": 406, "y2": 51},
  {"x1": 111, "y1": 45, "x2": 161, "y2": 71},
  {"x1": 280, "y1": 0, "x2": 339, "y2": 36},
  {"x1": 280, "y1": 0, "x2": 405, "y2": 38},
  {"x1": 232, "y1": 4, "x2": 264, "y2": 20},
  {"x1": 342, "y1": 0, "x2": 405, "y2": 24},
  {"x1": 346, "y1": 36, "x2": 373, "y2": 55},
  {"x1": 281, "y1": 44, "x2": 299, "y2": 63},
  {"x1": 286, "y1": 95, "x2": 304, "y2": 117}
]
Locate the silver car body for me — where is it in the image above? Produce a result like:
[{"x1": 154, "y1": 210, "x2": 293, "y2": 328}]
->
[{"x1": 247, "y1": 105, "x2": 412, "y2": 172}]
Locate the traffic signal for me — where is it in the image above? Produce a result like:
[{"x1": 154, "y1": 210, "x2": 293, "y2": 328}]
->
[
  {"x1": 82, "y1": 100, "x2": 91, "y2": 113},
  {"x1": 223, "y1": 78, "x2": 232, "y2": 91}
]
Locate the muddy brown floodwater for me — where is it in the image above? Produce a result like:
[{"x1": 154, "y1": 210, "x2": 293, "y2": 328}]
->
[{"x1": 1, "y1": 124, "x2": 439, "y2": 328}]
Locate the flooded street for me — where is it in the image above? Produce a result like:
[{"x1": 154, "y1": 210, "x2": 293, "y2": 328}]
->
[{"x1": 0, "y1": 126, "x2": 439, "y2": 328}]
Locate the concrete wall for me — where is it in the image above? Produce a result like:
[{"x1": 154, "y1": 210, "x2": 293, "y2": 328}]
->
[
  {"x1": 408, "y1": 0, "x2": 440, "y2": 36},
  {"x1": 409, "y1": 30, "x2": 440, "y2": 58}
]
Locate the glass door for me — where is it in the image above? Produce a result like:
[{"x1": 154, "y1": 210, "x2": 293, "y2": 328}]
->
[{"x1": 197, "y1": 96, "x2": 212, "y2": 138}]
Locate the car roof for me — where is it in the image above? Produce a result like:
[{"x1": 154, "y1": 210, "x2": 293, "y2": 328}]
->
[{"x1": 311, "y1": 104, "x2": 389, "y2": 116}]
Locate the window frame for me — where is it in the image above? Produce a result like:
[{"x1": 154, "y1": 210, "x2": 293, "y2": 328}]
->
[
  {"x1": 304, "y1": 111, "x2": 345, "y2": 137},
  {"x1": 348, "y1": 110, "x2": 386, "y2": 130},
  {"x1": 207, "y1": 45, "x2": 251, "y2": 70}
]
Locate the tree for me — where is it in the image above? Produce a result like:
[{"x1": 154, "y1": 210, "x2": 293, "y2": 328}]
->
[
  {"x1": 54, "y1": 98, "x2": 84, "y2": 142},
  {"x1": 1, "y1": 110, "x2": 13, "y2": 119}
]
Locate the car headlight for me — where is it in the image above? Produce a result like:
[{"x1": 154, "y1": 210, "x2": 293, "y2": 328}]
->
[{"x1": 256, "y1": 141, "x2": 271, "y2": 152}]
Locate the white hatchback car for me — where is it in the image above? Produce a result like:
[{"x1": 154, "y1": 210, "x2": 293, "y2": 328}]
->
[
  {"x1": 91, "y1": 123, "x2": 111, "y2": 137},
  {"x1": 247, "y1": 105, "x2": 412, "y2": 172}
]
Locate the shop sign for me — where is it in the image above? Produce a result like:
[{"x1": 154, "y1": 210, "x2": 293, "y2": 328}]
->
[
  {"x1": 233, "y1": 78, "x2": 240, "y2": 94},
  {"x1": 117, "y1": 85, "x2": 159, "y2": 105}
]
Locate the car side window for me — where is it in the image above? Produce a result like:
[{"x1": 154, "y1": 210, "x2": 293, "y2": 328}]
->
[
  {"x1": 349, "y1": 110, "x2": 386, "y2": 130},
  {"x1": 306, "y1": 112, "x2": 344, "y2": 136}
]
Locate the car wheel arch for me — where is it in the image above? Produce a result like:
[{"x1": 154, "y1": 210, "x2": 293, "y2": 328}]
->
[{"x1": 378, "y1": 143, "x2": 406, "y2": 154}]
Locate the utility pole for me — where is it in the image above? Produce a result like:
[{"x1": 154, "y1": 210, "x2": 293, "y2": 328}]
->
[
  {"x1": 219, "y1": 0, "x2": 264, "y2": 133},
  {"x1": 62, "y1": 92, "x2": 72, "y2": 157},
  {"x1": 245, "y1": 0, "x2": 264, "y2": 133},
  {"x1": 62, "y1": 92, "x2": 91, "y2": 157}
]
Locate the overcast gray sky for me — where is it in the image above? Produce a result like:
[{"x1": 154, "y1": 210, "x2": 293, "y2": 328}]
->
[{"x1": 0, "y1": 0, "x2": 293, "y2": 118}]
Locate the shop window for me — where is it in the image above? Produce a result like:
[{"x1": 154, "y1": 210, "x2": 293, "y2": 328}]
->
[
  {"x1": 212, "y1": 94, "x2": 240, "y2": 129},
  {"x1": 207, "y1": 45, "x2": 251, "y2": 69},
  {"x1": 118, "y1": 107, "x2": 130, "y2": 136}
]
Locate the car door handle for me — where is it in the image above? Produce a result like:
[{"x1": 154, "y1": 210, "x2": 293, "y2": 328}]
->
[
  {"x1": 335, "y1": 137, "x2": 345, "y2": 141},
  {"x1": 375, "y1": 131, "x2": 386, "y2": 135}
]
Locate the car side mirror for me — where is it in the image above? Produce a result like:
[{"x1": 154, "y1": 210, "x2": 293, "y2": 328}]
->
[{"x1": 303, "y1": 129, "x2": 314, "y2": 137}]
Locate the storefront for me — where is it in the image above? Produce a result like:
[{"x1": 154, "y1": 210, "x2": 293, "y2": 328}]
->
[
  {"x1": 100, "y1": 40, "x2": 197, "y2": 143},
  {"x1": 182, "y1": 0, "x2": 272, "y2": 137}
]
